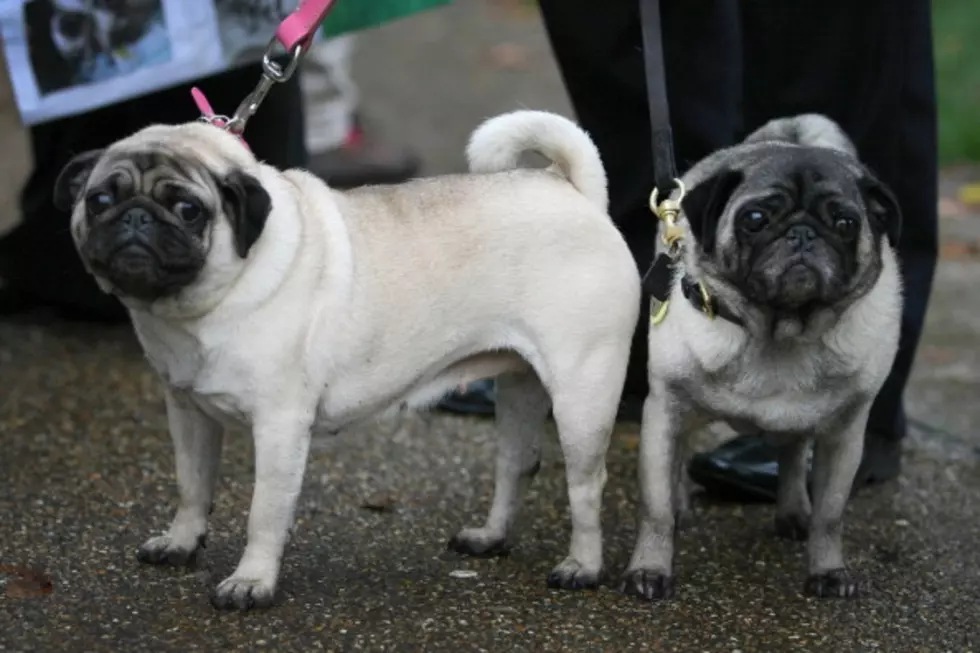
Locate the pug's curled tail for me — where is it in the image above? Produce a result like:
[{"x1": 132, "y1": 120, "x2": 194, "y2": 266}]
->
[
  {"x1": 744, "y1": 113, "x2": 858, "y2": 158},
  {"x1": 466, "y1": 110, "x2": 609, "y2": 212}
]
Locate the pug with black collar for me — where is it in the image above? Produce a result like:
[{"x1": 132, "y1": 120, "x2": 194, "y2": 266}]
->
[
  {"x1": 621, "y1": 114, "x2": 903, "y2": 601},
  {"x1": 54, "y1": 110, "x2": 641, "y2": 610}
]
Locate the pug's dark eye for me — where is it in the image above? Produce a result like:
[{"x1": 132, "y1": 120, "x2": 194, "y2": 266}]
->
[
  {"x1": 85, "y1": 191, "x2": 114, "y2": 215},
  {"x1": 737, "y1": 208, "x2": 769, "y2": 233},
  {"x1": 834, "y1": 216, "x2": 858, "y2": 239},
  {"x1": 173, "y1": 199, "x2": 203, "y2": 223}
]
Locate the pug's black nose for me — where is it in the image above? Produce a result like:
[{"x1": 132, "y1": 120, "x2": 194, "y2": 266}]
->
[
  {"x1": 785, "y1": 224, "x2": 817, "y2": 252},
  {"x1": 122, "y1": 207, "x2": 153, "y2": 230}
]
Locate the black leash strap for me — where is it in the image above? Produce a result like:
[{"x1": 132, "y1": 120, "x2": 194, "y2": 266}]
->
[
  {"x1": 636, "y1": 0, "x2": 741, "y2": 328},
  {"x1": 638, "y1": 0, "x2": 679, "y2": 308},
  {"x1": 639, "y1": 0, "x2": 677, "y2": 197},
  {"x1": 639, "y1": 0, "x2": 734, "y2": 326}
]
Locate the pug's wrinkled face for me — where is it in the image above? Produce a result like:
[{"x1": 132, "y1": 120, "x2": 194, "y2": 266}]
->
[
  {"x1": 681, "y1": 147, "x2": 901, "y2": 314},
  {"x1": 54, "y1": 131, "x2": 271, "y2": 304}
]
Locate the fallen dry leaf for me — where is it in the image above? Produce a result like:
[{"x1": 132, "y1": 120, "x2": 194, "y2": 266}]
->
[
  {"x1": 0, "y1": 564, "x2": 53, "y2": 598},
  {"x1": 938, "y1": 197, "x2": 969, "y2": 218},
  {"x1": 618, "y1": 432, "x2": 641, "y2": 452},
  {"x1": 90, "y1": 476, "x2": 125, "y2": 502},
  {"x1": 488, "y1": 42, "x2": 529, "y2": 70},
  {"x1": 488, "y1": 0, "x2": 538, "y2": 20},
  {"x1": 957, "y1": 182, "x2": 980, "y2": 208},
  {"x1": 940, "y1": 240, "x2": 980, "y2": 261},
  {"x1": 361, "y1": 491, "x2": 397, "y2": 513},
  {"x1": 917, "y1": 346, "x2": 958, "y2": 366}
]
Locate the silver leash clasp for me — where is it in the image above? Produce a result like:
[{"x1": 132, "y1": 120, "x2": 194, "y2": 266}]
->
[{"x1": 226, "y1": 37, "x2": 306, "y2": 135}]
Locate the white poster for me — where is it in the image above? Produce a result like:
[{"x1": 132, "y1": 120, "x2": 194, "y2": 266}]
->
[{"x1": 0, "y1": 0, "x2": 317, "y2": 125}]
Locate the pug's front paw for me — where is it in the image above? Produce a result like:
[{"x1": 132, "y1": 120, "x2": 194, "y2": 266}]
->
[
  {"x1": 546, "y1": 557, "x2": 604, "y2": 591},
  {"x1": 137, "y1": 533, "x2": 205, "y2": 567},
  {"x1": 619, "y1": 568, "x2": 676, "y2": 601},
  {"x1": 804, "y1": 568, "x2": 859, "y2": 598},
  {"x1": 210, "y1": 575, "x2": 276, "y2": 611}
]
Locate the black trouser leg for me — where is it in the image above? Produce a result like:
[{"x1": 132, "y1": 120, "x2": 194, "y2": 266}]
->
[
  {"x1": 539, "y1": 0, "x2": 937, "y2": 444},
  {"x1": 537, "y1": 0, "x2": 742, "y2": 400},
  {"x1": 740, "y1": 0, "x2": 939, "y2": 444},
  {"x1": 1, "y1": 62, "x2": 307, "y2": 319}
]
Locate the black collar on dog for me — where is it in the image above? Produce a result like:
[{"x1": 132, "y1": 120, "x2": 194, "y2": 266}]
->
[
  {"x1": 678, "y1": 275, "x2": 744, "y2": 327},
  {"x1": 642, "y1": 253, "x2": 744, "y2": 327}
]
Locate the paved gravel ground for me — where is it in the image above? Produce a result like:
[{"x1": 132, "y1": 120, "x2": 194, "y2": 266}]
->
[
  {"x1": 1, "y1": 318, "x2": 978, "y2": 652},
  {"x1": 2, "y1": 2, "x2": 980, "y2": 651}
]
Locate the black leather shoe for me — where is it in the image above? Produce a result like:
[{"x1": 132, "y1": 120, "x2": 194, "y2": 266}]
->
[
  {"x1": 0, "y1": 281, "x2": 35, "y2": 315},
  {"x1": 687, "y1": 435, "x2": 782, "y2": 502},
  {"x1": 435, "y1": 382, "x2": 649, "y2": 423},
  {"x1": 688, "y1": 431, "x2": 902, "y2": 503},
  {"x1": 436, "y1": 379, "x2": 496, "y2": 417},
  {"x1": 855, "y1": 430, "x2": 903, "y2": 486}
]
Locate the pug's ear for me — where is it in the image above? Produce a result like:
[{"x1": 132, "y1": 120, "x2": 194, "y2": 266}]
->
[
  {"x1": 680, "y1": 168, "x2": 744, "y2": 255},
  {"x1": 858, "y1": 173, "x2": 902, "y2": 247},
  {"x1": 53, "y1": 149, "x2": 104, "y2": 212},
  {"x1": 220, "y1": 170, "x2": 272, "y2": 258}
]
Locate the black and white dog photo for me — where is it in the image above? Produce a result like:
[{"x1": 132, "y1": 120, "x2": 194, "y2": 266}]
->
[{"x1": 24, "y1": 0, "x2": 166, "y2": 94}]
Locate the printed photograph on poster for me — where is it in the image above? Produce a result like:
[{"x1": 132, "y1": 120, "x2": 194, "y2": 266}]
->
[
  {"x1": 214, "y1": 0, "x2": 297, "y2": 66},
  {"x1": 21, "y1": 0, "x2": 172, "y2": 96}
]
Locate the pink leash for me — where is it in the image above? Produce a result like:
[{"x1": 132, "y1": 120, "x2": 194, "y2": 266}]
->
[{"x1": 191, "y1": 0, "x2": 340, "y2": 150}]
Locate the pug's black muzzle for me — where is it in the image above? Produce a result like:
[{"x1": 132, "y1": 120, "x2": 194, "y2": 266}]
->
[
  {"x1": 746, "y1": 223, "x2": 849, "y2": 311},
  {"x1": 81, "y1": 203, "x2": 205, "y2": 301}
]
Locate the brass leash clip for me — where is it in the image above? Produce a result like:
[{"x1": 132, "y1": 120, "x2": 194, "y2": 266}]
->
[
  {"x1": 648, "y1": 179, "x2": 687, "y2": 326},
  {"x1": 649, "y1": 178, "x2": 687, "y2": 258}
]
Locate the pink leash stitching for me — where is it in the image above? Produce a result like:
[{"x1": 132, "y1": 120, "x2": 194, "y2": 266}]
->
[{"x1": 191, "y1": 0, "x2": 340, "y2": 150}]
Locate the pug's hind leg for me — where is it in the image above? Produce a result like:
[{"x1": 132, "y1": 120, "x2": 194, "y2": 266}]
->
[
  {"x1": 448, "y1": 370, "x2": 549, "y2": 557},
  {"x1": 774, "y1": 438, "x2": 812, "y2": 541},
  {"x1": 138, "y1": 389, "x2": 223, "y2": 567},
  {"x1": 804, "y1": 405, "x2": 868, "y2": 599},
  {"x1": 545, "y1": 349, "x2": 624, "y2": 592}
]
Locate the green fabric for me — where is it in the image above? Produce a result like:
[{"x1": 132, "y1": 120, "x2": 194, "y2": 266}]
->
[{"x1": 320, "y1": 0, "x2": 452, "y2": 38}]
